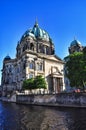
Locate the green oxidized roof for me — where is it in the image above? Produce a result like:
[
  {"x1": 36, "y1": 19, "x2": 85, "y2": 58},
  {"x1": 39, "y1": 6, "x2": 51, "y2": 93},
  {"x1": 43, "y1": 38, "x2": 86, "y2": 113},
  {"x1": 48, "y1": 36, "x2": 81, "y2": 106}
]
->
[
  {"x1": 4, "y1": 55, "x2": 11, "y2": 61},
  {"x1": 70, "y1": 39, "x2": 81, "y2": 46},
  {"x1": 21, "y1": 21, "x2": 51, "y2": 42}
]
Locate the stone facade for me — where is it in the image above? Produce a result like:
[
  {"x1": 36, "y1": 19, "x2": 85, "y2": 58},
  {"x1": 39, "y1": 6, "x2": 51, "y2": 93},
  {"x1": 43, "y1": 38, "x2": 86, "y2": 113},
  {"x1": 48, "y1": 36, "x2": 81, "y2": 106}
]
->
[{"x1": 1, "y1": 21, "x2": 65, "y2": 93}]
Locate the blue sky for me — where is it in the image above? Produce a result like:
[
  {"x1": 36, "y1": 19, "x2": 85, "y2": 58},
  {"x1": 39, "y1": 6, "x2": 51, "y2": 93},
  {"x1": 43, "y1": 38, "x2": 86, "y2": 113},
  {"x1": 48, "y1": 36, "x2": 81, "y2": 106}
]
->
[{"x1": 0, "y1": 0, "x2": 86, "y2": 84}]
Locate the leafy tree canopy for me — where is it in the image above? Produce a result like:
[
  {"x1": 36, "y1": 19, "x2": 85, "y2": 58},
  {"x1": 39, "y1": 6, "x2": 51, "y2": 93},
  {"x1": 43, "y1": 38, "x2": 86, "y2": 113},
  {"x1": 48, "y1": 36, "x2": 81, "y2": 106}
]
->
[
  {"x1": 65, "y1": 52, "x2": 86, "y2": 89},
  {"x1": 22, "y1": 75, "x2": 47, "y2": 90},
  {"x1": 22, "y1": 78, "x2": 34, "y2": 90},
  {"x1": 34, "y1": 75, "x2": 47, "y2": 89}
]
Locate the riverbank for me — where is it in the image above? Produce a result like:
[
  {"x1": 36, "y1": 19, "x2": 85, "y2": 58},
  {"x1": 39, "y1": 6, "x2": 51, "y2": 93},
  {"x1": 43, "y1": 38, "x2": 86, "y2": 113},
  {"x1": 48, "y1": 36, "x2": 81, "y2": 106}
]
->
[
  {"x1": 16, "y1": 92, "x2": 86, "y2": 108},
  {"x1": 16, "y1": 101, "x2": 86, "y2": 108},
  {"x1": 1, "y1": 92, "x2": 86, "y2": 108}
]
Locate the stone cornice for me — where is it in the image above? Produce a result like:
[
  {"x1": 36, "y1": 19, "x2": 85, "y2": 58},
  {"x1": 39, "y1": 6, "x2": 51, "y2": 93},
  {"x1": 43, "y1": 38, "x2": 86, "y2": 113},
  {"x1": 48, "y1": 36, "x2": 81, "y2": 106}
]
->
[{"x1": 4, "y1": 50, "x2": 64, "y2": 64}]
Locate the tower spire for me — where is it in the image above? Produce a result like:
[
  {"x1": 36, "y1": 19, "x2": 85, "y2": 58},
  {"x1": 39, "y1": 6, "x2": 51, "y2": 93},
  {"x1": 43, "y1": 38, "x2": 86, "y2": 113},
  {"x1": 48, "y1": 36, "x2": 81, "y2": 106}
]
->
[
  {"x1": 34, "y1": 17, "x2": 38, "y2": 27},
  {"x1": 74, "y1": 36, "x2": 77, "y2": 40}
]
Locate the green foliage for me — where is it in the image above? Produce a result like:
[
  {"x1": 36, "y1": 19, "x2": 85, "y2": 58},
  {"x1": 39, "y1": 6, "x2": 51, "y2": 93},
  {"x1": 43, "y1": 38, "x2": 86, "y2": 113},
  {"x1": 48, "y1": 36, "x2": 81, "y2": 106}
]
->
[
  {"x1": 34, "y1": 75, "x2": 47, "y2": 89},
  {"x1": 65, "y1": 52, "x2": 86, "y2": 89},
  {"x1": 22, "y1": 75, "x2": 47, "y2": 90},
  {"x1": 22, "y1": 78, "x2": 34, "y2": 90}
]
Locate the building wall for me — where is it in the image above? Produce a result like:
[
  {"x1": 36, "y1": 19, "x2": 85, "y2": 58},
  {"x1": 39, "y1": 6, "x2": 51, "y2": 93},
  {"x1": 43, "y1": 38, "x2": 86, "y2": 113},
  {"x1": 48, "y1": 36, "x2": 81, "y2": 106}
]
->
[{"x1": 2, "y1": 53, "x2": 64, "y2": 93}]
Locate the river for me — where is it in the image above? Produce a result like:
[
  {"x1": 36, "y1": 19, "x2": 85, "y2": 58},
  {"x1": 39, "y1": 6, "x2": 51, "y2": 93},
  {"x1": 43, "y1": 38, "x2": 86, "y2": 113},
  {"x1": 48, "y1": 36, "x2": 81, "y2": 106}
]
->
[{"x1": 0, "y1": 101, "x2": 86, "y2": 130}]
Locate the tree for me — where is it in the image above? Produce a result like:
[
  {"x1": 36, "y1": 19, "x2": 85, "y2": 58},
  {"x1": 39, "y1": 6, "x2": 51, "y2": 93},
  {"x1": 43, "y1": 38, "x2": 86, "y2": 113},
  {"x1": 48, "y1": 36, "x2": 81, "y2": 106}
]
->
[
  {"x1": 22, "y1": 75, "x2": 47, "y2": 91},
  {"x1": 65, "y1": 52, "x2": 86, "y2": 89},
  {"x1": 34, "y1": 75, "x2": 47, "y2": 89},
  {"x1": 22, "y1": 78, "x2": 34, "y2": 91}
]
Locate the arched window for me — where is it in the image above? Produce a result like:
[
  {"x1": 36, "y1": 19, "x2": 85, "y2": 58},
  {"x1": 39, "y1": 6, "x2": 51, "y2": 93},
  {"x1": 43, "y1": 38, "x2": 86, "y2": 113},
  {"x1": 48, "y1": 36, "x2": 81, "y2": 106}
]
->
[
  {"x1": 17, "y1": 67, "x2": 20, "y2": 73},
  {"x1": 37, "y1": 63, "x2": 42, "y2": 71},
  {"x1": 29, "y1": 61, "x2": 34, "y2": 69},
  {"x1": 17, "y1": 48, "x2": 21, "y2": 57},
  {"x1": 38, "y1": 44, "x2": 42, "y2": 53},
  {"x1": 23, "y1": 63, "x2": 26, "y2": 70},
  {"x1": 30, "y1": 43, "x2": 34, "y2": 51},
  {"x1": 29, "y1": 72, "x2": 34, "y2": 79},
  {"x1": 43, "y1": 46, "x2": 47, "y2": 54},
  {"x1": 23, "y1": 44, "x2": 28, "y2": 52},
  {"x1": 46, "y1": 46, "x2": 49, "y2": 54},
  {"x1": 42, "y1": 46, "x2": 45, "y2": 53},
  {"x1": 52, "y1": 48, "x2": 55, "y2": 54},
  {"x1": 23, "y1": 46, "x2": 25, "y2": 52}
]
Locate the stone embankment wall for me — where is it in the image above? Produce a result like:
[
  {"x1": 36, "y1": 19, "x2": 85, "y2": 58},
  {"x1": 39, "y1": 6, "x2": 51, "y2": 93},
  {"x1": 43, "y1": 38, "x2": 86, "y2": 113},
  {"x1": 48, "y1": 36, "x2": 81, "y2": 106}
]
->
[{"x1": 16, "y1": 93, "x2": 86, "y2": 107}]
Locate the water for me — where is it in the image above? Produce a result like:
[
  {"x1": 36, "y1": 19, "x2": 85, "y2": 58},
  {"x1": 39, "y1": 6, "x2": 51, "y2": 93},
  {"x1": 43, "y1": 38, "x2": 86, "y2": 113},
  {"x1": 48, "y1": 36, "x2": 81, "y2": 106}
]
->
[{"x1": 0, "y1": 101, "x2": 86, "y2": 130}]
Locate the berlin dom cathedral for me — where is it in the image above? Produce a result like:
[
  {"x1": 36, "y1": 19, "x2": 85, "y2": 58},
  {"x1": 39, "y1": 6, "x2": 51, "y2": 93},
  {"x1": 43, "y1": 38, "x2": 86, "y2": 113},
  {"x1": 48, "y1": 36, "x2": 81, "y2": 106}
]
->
[{"x1": 1, "y1": 21, "x2": 65, "y2": 94}]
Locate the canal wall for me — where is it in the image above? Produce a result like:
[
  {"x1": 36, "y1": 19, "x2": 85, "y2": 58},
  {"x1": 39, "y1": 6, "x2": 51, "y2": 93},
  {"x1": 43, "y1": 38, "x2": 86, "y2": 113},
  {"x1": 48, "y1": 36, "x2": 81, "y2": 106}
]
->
[
  {"x1": 16, "y1": 92, "x2": 86, "y2": 108},
  {"x1": 1, "y1": 94, "x2": 16, "y2": 102}
]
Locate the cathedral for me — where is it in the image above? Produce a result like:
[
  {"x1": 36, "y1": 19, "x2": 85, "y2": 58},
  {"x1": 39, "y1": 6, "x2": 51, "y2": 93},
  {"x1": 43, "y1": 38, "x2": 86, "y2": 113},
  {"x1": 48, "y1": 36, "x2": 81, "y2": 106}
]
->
[{"x1": 1, "y1": 21, "x2": 65, "y2": 94}]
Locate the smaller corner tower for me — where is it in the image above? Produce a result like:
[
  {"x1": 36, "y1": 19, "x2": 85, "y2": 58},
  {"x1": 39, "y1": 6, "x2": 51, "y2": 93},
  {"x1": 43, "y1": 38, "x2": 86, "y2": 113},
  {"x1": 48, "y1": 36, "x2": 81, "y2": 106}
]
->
[{"x1": 68, "y1": 38, "x2": 84, "y2": 54}]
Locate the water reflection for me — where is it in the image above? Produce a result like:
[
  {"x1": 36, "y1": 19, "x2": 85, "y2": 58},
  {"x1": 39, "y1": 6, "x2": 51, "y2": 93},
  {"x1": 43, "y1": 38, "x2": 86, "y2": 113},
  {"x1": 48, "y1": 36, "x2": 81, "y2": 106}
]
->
[
  {"x1": 0, "y1": 101, "x2": 86, "y2": 130},
  {"x1": 64, "y1": 108, "x2": 86, "y2": 130}
]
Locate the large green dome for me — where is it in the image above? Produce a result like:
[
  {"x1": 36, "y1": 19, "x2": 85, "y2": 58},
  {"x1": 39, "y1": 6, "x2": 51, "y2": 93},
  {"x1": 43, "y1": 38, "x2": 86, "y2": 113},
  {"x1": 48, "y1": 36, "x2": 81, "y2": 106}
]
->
[
  {"x1": 16, "y1": 21, "x2": 55, "y2": 58},
  {"x1": 21, "y1": 21, "x2": 51, "y2": 42}
]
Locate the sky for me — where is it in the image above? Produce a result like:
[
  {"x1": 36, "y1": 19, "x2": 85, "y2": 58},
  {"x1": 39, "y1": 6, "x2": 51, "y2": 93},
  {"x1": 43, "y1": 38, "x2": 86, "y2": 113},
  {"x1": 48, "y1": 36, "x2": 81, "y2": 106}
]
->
[{"x1": 0, "y1": 0, "x2": 86, "y2": 84}]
